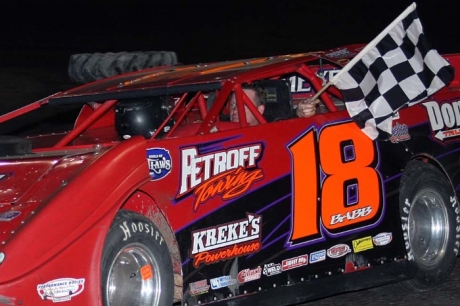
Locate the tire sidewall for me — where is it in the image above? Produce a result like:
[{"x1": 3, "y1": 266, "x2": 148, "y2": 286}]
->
[
  {"x1": 102, "y1": 210, "x2": 174, "y2": 306},
  {"x1": 399, "y1": 161, "x2": 460, "y2": 288}
]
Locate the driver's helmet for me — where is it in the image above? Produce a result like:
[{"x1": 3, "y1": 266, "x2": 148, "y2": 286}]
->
[{"x1": 114, "y1": 96, "x2": 174, "y2": 140}]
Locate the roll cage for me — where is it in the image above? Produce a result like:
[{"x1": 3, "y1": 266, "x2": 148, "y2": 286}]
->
[{"x1": 0, "y1": 53, "x2": 348, "y2": 151}]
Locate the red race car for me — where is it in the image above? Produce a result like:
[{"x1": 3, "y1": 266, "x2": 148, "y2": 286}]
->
[{"x1": 1, "y1": 44, "x2": 460, "y2": 306}]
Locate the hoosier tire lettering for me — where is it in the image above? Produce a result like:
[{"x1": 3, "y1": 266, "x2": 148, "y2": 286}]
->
[
  {"x1": 102, "y1": 210, "x2": 174, "y2": 306},
  {"x1": 119, "y1": 221, "x2": 165, "y2": 245},
  {"x1": 398, "y1": 160, "x2": 460, "y2": 291}
]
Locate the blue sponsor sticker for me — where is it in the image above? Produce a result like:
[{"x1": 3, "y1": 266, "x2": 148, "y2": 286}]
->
[
  {"x1": 210, "y1": 275, "x2": 237, "y2": 290},
  {"x1": 146, "y1": 148, "x2": 172, "y2": 180},
  {"x1": 310, "y1": 249, "x2": 326, "y2": 263},
  {"x1": 0, "y1": 211, "x2": 21, "y2": 221}
]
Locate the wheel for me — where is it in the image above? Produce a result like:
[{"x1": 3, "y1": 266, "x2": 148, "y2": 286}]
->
[
  {"x1": 102, "y1": 210, "x2": 174, "y2": 306},
  {"x1": 398, "y1": 160, "x2": 460, "y2": 291},
  {"x1": 68, "y1": 51, "x2": 178, "y2": 84}
]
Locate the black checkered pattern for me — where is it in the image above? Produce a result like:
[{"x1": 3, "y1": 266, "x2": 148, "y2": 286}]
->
[{"x1": 333, "y1": 9, "x2": 454, "y2": 140}]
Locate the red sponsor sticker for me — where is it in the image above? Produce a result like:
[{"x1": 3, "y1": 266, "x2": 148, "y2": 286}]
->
[
  {"x1": 237, "y1": 266, "x2": 262, "y2": 283},
  {"x1": 282, "y1": 255, "x2": 308, "y2": 271},
  {"x1": 327, "y1": 244, "x2": 351, "y2": 258},
  {"x1": 140, "y1": 264, "x2": 153, "y2": 280}
]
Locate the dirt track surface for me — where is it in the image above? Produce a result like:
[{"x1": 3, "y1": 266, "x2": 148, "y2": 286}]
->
[
  {"x1": 1, "y1": 63, "x2": 460, "y2": 306},
  {"x1": 300, "y1": 259, "x2": 460, "y2": 305}
]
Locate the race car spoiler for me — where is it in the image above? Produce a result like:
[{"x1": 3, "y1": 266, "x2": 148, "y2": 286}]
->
[{"x1": 48, "y1": 82, "x2": 223, "y2": 105}]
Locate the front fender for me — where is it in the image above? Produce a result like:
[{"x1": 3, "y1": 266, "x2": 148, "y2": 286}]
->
[{"x1": 0, "y1": 136, "x2": 150, "y2": 282}]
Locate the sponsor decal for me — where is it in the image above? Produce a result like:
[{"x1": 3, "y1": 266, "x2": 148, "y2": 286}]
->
[
  {"x1": 288, "y1": 70, "x2": 339, "y2": 93},
  {"x1": 288, "y1": 122, "x2": 383, "y2": 247},
  {"x1": 118, "y1": 221, "x2": 165, "y2": 246},
  {"x1": 325, "y1": 48, "x2": 356, "y2": 59},
  {"x1": 237, "y1": 266, "x2": 262, "y2": 283},
  {"x1": 178, "y1": 144, "x2": 264, "y2": 211},
  {"x1": 37, "y1": 278, "x2": 85, "y2": 303},
  {"x1": 0, "y1": 295, "x2": 14, "y2": 306},
  {"x1": 0, "y1": 211, "x2": 21, "y2": 222},
  {"x1": 140, "y1": 264, "x2": 153, "y2": 280},
  {"x1": 424, "y1": 100, "x2": 460, "y2": 142},
  {"x1": 352, "y1": 236, "x2": 374, "y2": 253},
  {"x1": 263, "y1": 262, "x2": 282, "y2": 276},
  {"x1": 327, "y1": 244, "x2": 351, "y2": 258},
  {"x1": 210, "y1": 275, "x2": 237, "y2": 289},
  {"x1": 390, "y1": 123, "x2": 410, "y2": 143},
  {"x1": 189, "y1": 280, "x2": 210, "y2": 296},
  {"x1": 282, "y1": 254, "x2": 308, "y2": 271},
  {"x1": 309, "y1": 250, "x2": 326, "y2": 263},
  {"x1": 373, "y1": 232, "x2": 393, "y2": 246},
  {"x1": 146, "y1": 148, "x2": 172, "y2": 180},
  {"x1": 190, "y1": 213, "x2": 262, "y2": 267},
  {"x1": 330, "y1": 206, "x2": 372, "y2": 225}
]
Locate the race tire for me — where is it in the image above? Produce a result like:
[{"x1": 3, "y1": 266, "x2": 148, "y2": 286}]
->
[
  {"x1": 398, "y1": 160, "x2": 460, "y2": 291},
  {"x1": 102, "y1": 210, "x2": 174, "y2": 306},
  {"x1": 68, "y1": 51, "x2": 178, "y2": 84}
]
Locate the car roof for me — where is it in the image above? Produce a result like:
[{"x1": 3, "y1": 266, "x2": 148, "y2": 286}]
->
[{"x1": 49, "y1": 44, "x2": 365, "y2": 105}]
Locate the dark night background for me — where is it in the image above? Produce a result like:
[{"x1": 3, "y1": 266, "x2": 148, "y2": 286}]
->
[
  {"x1": 1, "y1": 0, "x2": 460, "y2": 135},
  {"x1": 1, "y1": 0, "x2": 460, "y2": 71}
]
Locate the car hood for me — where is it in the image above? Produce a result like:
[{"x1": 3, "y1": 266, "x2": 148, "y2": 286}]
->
[{"x1": 0, "y1": 148, "x2": 103, "y2": 243}]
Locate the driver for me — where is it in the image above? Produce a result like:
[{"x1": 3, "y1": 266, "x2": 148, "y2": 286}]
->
[
  {"x1": 229, "y1": 86, "x2": 319, "y2": 125},
  {"x1": 114, "y1": 96, "x2": 174, "y2": 140}
]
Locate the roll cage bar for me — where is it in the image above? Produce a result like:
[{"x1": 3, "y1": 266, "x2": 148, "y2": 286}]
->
[{"x1": 0, "y1": 58, "x2": 345, "y2": 149}]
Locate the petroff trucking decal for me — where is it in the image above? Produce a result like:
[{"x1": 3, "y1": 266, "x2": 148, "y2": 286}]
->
[
  {"x1": 178, "y1": 143, "x2": 264, "y2": 212},
  {"x1": 424, "y1": 100, "x2": 460, "y2": 142},
  {"x1": 281, "y1": 255, "x2": 308, "y2": 271},
  {"x1": 288, "y1": 122, "x2": 383, "y2": 246},
  {"x1": 37, "y1": 278, "x2": 85, "y2": 302},
  {"x1": 146, "y1": 148, "x2": 172, "y2": 180},
  {"x1": 190, "y1": 213, "x2": 262, "y2": 267},
  {"x1": 189, "y1": 280, "x2": 210, "y2": 296},
  {"x1": 237, "y1": 266, "x2": 262, "y2": 283},
  {"x1": 352, "y1": 236, "x2": 374, "y2": 253}
]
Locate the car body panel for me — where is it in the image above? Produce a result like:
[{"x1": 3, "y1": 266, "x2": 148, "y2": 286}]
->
[{"x1": 1, "y1": 44, "x2": 460, "y2": 305}]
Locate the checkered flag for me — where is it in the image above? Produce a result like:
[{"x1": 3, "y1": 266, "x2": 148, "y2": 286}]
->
[{"x1": 330, "y1": 3, "x2": 454, "y2": 140}]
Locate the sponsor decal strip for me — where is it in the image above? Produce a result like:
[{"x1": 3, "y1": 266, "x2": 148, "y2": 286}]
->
[
  {"x1": 190, "y1": 213, "x2": 262, "y2": 267},
  {"x1": 352, "y1": 236, "x2": 374, "y2": 253},
  {"x1": 177, "y1": 143, "x2": 264, "y2": 211},
  {"x1": 37, "y1": 278, "x2": 85, "y2": 303}
]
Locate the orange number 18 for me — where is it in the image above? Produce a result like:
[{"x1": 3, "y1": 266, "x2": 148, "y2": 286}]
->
[{"x1": 288, "y1": 122, "x2": 383, "y2": 245}]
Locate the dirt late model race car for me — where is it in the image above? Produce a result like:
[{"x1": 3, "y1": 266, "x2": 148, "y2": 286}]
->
[{"x1": 1, "y1": 44, "x2": 460, "y2": 306}]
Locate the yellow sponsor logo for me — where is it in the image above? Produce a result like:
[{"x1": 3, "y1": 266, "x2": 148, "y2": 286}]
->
[{"x1": 352, "y1": 236, "x2": 373, "y2": 253}]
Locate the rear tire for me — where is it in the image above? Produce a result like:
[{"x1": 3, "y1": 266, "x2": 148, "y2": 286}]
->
[
  {"x1": 68, "y1": 51, "x2": 178, "y2": 84},
  {"x1": 102, "y1": 210, "x2": 174, "y2": 306},
  {"x1": 398, "y1": 160, "x2": 460, "y2": 291}
]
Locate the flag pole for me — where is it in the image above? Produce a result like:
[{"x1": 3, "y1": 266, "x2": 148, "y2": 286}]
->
[{"x1": 308, "y1": 2, "x2": 417, "y2": 101}]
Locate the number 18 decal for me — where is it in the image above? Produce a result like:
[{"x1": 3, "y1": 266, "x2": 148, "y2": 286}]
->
[{"x1": 288, "y1": 121, "x2": 383, "y2": 245}]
